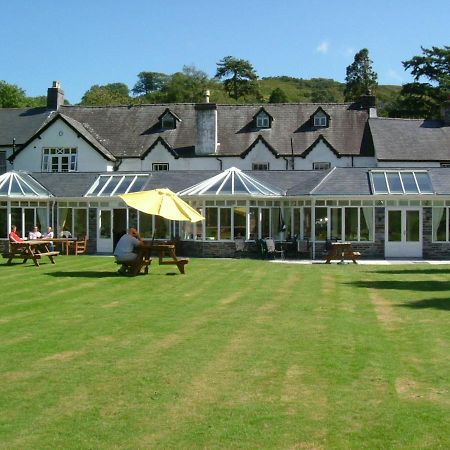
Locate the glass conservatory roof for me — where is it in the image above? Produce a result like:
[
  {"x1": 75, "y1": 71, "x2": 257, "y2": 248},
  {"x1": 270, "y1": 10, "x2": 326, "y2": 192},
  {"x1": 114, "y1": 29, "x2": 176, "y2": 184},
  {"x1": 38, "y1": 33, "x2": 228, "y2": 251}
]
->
[
  {"x1": 178, "y1": 167, "x2": 284, "y2": 197},
  {"x1": 0, "y1": 171, "x2": 52, "y2": 197},
  {"x1": 85, "y1": 174, "x2": 149, "y2": 197},
  {"x1": 370, "y1": 170, "x2": 434, "y2": 195}
]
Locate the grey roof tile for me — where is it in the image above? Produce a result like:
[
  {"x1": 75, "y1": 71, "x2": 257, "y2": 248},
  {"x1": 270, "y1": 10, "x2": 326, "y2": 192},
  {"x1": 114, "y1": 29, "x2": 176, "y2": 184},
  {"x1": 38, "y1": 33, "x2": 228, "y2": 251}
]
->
[{"x1": 370, "y1": 118, "x2": 450, "y2": 161}]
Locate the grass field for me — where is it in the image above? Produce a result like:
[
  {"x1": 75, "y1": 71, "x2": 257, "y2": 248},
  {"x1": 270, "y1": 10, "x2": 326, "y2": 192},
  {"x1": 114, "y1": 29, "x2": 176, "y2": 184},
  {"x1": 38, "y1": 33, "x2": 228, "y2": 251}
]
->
[{"x1": 0, "y1": 256, "x2": 449, "y2": 449}]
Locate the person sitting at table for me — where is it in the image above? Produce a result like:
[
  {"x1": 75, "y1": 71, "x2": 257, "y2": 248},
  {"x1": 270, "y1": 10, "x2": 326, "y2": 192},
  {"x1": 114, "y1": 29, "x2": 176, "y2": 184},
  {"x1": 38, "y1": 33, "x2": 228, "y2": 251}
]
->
[
  {"x1": 59, "y1": 227, "x2": 72, "y2": 238},
  {"x1": 28, "y1": 225, "x2": 42, "y2": 240},
  {"x1": 113, "y1": 227, "x2": 143, "y2": 275},
  {"x1": 42, "y1": 226, "x2": 55, "y2": 251},
  {"x1": 9, "y1": 225, "x2": 24, "y2": 242}
]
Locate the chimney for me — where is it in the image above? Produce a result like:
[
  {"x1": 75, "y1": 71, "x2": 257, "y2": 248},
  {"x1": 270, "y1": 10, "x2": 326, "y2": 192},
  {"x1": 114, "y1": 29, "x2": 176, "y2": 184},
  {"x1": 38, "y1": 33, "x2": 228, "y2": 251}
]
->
[
  {"x1": 47, "y1": 81, "x2": 64, "y2": 110},
  {"x1": 205, "y1": 90, "x2": 210, "y2": 103},
  {"x1": 195, "y1": 103, "x2": 218, "y2": 155},
  {"x1": 441, "y1": 100, "x2": 450, "y2": 126}
]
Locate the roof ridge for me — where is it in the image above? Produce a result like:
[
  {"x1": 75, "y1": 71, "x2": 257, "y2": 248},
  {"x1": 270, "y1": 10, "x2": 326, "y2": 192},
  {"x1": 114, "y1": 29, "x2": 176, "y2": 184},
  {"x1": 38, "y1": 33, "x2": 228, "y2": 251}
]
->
[{"x1": 310, "y1": 167, "x2": 337, "y2": 194}]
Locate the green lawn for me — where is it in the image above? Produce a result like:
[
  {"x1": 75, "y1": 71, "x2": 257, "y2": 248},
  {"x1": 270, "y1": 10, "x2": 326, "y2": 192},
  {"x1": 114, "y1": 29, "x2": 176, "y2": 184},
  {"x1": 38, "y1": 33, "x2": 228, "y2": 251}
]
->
[{"x1": 1, "y1": 256, "x2": 449, "y2": 449}]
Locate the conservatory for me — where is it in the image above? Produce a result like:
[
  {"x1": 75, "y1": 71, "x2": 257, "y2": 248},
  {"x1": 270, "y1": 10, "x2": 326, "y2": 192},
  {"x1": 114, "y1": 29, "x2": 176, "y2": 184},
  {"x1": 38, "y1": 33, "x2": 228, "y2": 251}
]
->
[{"x1": 2, "y1": 167, "x2": 450, "y2": 260}]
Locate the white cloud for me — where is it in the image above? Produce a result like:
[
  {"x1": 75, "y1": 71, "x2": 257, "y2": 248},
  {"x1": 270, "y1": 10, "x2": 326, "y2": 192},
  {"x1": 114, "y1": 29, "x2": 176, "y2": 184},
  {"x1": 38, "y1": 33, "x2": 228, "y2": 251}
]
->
[{"x1": 316, "y1": 41, "x2": 329, "y2": 54}]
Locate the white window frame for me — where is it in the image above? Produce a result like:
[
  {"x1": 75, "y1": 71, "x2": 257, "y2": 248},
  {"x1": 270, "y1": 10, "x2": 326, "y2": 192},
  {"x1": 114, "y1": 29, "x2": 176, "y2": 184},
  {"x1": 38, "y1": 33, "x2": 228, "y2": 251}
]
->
[
  {"x1": 152, "y1": 163, "x2": 169, "y2": 171},
  {"x1": 42, "y1": 148, "x2": 77, "y2": 173},
  {"x1": 313, "y1": 162, "x2": 331, "y2": 170},
  {"x1": 252, "y1": 162, "x2": 269, "y2": 171},
  {"x1": 256, "y1": 114, "x2": 270, "y2": 128},
  {"x1": 313, "y1": 115, "x2": 327, "y2": 127}
]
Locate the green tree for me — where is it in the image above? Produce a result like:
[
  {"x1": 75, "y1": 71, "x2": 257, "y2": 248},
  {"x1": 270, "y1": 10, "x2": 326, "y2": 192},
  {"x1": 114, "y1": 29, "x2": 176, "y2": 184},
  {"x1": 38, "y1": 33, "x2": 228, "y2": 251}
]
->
[
  {"x1": 389, "y1": 45, "x2": 450, "y2": 119},
  {"x1": 132, "y1": 71, "x2": 169, "y2": 96},
  {"x1": 80, "y1": 83, "x2": 130, "y2": 106},
  {"x1": 215, "y1": 56, "x2": 259, "y2": 100},
  {"x1": 161, "y1": 65, "x2": 210, "y2": 103},
  {"x1": 344, "y1": 49, "x2": 378, "y2": 101},
  {"x1": 0, "y1": 81, "x2": 27, "y2": 107},
  {"x1": 269, "y1": 87, "x2": 289, "y2": 103}
]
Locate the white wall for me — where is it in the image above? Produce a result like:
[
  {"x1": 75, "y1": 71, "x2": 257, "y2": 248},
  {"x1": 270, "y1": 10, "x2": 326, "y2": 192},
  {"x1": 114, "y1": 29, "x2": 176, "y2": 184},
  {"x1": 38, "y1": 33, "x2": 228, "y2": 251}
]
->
[{"x1": 13, "y1": 119, "x2": 113, "y2": 172}]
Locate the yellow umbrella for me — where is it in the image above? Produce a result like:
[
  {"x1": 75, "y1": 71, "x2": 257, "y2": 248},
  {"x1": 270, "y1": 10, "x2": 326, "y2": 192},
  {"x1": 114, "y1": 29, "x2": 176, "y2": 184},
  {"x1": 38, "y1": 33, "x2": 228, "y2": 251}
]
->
[{"x1": 119, "y1": 188, "x2": 204, "y2": 222}]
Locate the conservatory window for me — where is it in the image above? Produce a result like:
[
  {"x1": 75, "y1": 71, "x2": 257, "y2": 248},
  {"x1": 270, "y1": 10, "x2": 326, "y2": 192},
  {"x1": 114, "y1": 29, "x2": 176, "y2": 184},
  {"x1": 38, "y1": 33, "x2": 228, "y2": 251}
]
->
[{"x1": 370, "y1": 171, "x2": 433, "y2": 195}]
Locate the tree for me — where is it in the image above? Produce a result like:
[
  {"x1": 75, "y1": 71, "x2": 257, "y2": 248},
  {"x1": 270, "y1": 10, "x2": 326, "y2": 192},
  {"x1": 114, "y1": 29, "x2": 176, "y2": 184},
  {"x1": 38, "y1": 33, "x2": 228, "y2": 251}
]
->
[
  {"x1": 269, "y1": 87, "x2": 288, "y2": 103},
  {"x1": 0, "y1": 81, "x2": 27, "y2": 107},
  {"x1": 161, "y1": 65, "x2": 210, "y2": 103},
  {"x1": 389, "y1": 45, "x2": 450, "y2": 119},
  {"x1": 132, "y1": 71, "x2": 169, "y2": 96},
  {"x1": 344, "y1": 49, "x2": 378, "y2": 101},
  {"x1": 80, "y1": 83, "x2": 130, "y2": 106},
  {"x1": 215, "y1": 56, "x2": 259, "y2": 100}
]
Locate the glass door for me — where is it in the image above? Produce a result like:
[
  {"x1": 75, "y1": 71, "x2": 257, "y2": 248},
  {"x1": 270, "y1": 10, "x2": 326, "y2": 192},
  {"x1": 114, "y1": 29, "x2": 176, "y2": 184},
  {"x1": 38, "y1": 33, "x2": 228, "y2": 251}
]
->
[
  {"x1": 97, "y1": 209, "x2": 113, "y2": 253},
  {"x1": 385, "y1": 208, "x2": 422, "y2": 258}
]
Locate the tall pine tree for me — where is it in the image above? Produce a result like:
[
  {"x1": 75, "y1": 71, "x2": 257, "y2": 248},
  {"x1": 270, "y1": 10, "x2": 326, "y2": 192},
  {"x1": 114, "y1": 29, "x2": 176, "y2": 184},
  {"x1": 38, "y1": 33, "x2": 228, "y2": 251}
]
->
[{"x1": 344, "y1": 49, "x2": 378, "y2": 101}]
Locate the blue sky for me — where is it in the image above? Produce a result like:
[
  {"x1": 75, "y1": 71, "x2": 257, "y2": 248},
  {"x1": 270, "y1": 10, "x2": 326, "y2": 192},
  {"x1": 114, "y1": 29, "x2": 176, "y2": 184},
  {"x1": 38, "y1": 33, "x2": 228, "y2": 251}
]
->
[{"x1": 1, "y1": 0, "x2": 449, "y2": 103}]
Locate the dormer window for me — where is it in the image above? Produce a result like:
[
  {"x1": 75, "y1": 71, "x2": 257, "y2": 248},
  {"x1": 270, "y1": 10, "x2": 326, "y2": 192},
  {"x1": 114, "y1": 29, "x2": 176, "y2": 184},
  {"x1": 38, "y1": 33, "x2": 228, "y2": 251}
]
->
[
  {"x1": 256, "y1": 112, "x2": 270, "y2": 128},
  {"x1": 161, "y1": 112, "x2": 176, "y2": 130},
  {"x1": 254, "y1": 108, "x2": 273, "y2": 129},
  {"x1": 310, "y1": 107, "x2": 330, "y2": 128},
  {"x1": 159, "y1": 108, "x2": 181, "y2": 130},
  {"x1": 313, "y1": 111, "x2": 328, "y2": 127}
]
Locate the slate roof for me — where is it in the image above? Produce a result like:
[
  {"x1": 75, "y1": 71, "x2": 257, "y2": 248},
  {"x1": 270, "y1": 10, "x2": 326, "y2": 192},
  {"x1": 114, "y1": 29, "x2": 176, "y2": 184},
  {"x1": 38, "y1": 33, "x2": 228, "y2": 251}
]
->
[
  {"x1": 370, "y1": 118, "x2": 450, "y2": 161},
  {"x1": 0, "y1": 107, "x2": 52, "y2": 147},
  {"x1": 24, "y1": 167, "x2": 450, "y2": 198},
  {"x1": 51, "y1": 103, "x2": 371, "y2": 159}
]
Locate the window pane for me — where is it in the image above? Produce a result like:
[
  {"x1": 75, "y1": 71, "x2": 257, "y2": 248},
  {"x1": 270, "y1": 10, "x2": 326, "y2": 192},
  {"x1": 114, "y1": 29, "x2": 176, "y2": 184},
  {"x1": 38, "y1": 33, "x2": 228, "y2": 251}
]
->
[
  {"x1": 74, "y1": 209, "x2": 87, "y2": 237},
  {"x1": 154, "y1": 216, "x2": 169, "y2": 239},
  {"x1": 139, "y1": 212, "x2": 153, "y2": 238},
  {"x1": 0, "y1": 208, "x2": 7, "y2": 238},
  {"x1": 401, "y1": 173, "x2": 418, "y2": 193},
  {"x1": 360, "y1": 209, "x2": 371, "y2": 241},
  {"x1": 233, "y1": 207, "x2": 246, "y2": 239},
  {"x1": 24, "y1": 209, "x2": 35, "y2": 236},
  {"x1": 435, "y1": 208, "x2": 446, "y2": 241},
  {"x1": 386, "y1": 173, "x2": 403, "y2": 193},
  {"x1": 415, "y1": 173, "x2": 433, "y2": 193},
  {"x1": 315, "y1": 207, "x2": 328, "y2": 241},
  {"x1": 261, "y1": 208, "x2": 270, "y2": 238},
  {"x1": 303, "y1": 207, "x2": 311, "y2": 239},
  {"x1": 372, "y1": 173, "x2": 388, "y2": 193},
  {"x1": 100, "y1": 210, "x2": 111, "y2": 238},
  {"x1": 249, "y1": 207, "x2": 258, "y2": 240},
  {"x1": 205, "y1": 207, "x2": 218, "y2": 240},
  {"x1": 330, "y1": 208, "x2": 342, "y2": 240},
  {"x1": 388, "y1": 210, "x2": 402, "y2": 242},
  {"x1": 345, "y1": 208, "x2": 358, "y2": 241},
  {"x1": 406, "y1": 210, "x2": 420, "y2": 242},
  {"x1": 220, "y1": 208, "x2": 232, "y2": 240},
  {"x1": 11, "y1": 208, "x2": 23, "y2": 237}
]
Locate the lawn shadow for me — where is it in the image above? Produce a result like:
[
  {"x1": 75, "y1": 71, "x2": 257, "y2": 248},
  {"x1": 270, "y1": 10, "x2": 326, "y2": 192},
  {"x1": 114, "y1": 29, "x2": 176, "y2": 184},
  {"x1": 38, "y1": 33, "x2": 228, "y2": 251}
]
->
[
  {"x1": 395, "y1": 298, "x2": 450, "y2": 311},
  {"x1": 349, "y1": 280, "x2": 450, "y2": 292},
  {"x1": 370, "y1": 268, "x2": 450, "y2": 275},
  {"x1": 46, "y1": 271, "x2": 125, "y2": 278},
  {"x1": 45, "y1": 271, "x2": 181, "y2": 278}
]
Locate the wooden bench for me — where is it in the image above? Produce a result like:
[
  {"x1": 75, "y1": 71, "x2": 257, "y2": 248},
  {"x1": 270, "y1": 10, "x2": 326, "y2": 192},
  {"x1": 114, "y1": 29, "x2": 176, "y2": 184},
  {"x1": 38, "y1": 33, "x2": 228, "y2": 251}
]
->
[
  {"x1": 3, "y1": 242, "x2": 59, "y2": 267},
  {"x1": 158, "y1": 257, "x2": 189, "y2": 274},
  {"x1": 324, "y1": 242, "x2": 361, "y2": 264}
]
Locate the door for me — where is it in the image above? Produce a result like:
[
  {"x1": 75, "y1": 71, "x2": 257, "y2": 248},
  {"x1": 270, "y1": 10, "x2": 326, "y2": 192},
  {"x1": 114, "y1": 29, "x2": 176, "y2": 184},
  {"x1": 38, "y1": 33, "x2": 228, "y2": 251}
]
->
[
  {"x1": 97, "y1": 209, "x2": 113, "y2": 253},
  {"x1": 385, "y1": 208, "x2": 422, "y2": 258}
]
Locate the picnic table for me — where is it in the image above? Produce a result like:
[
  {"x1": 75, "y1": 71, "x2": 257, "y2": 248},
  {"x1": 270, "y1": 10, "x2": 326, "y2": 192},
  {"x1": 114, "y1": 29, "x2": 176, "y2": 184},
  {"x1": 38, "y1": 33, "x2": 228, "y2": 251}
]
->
[
  {"x1": 141, "y1": 243, "x2": 189, "y2": 274},
  {"x1": 324, "y1": 242, "x2": 361, "y2": 264},
  {"x1": 3, "y1": 240, "x2": 60, "y2": 267}
]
